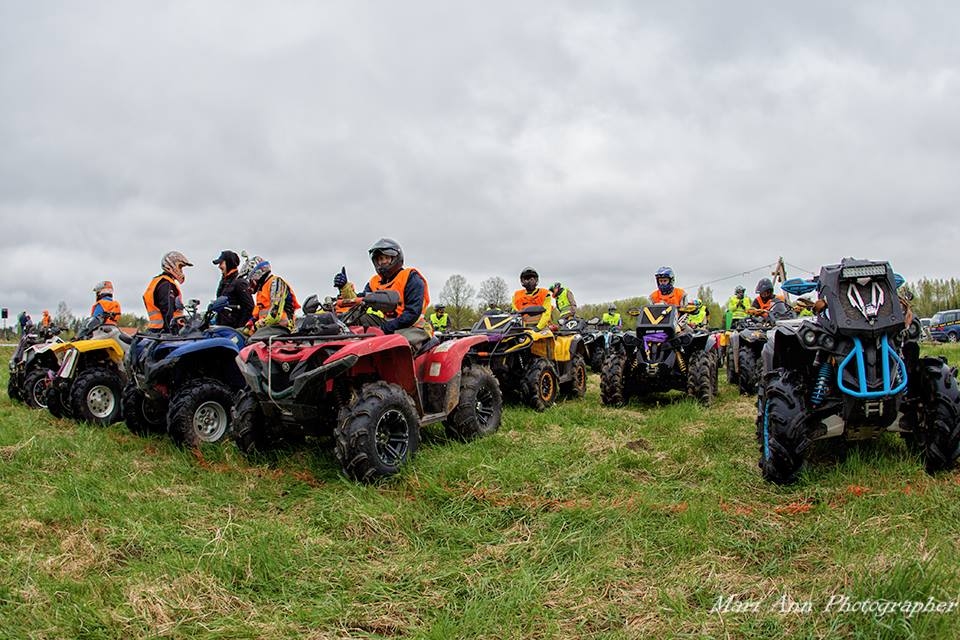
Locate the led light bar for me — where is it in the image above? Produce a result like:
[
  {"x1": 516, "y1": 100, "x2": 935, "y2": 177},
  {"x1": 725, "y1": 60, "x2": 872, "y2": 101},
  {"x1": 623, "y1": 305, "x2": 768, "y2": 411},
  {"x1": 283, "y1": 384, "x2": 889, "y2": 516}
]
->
[{"x1": 841, "y1": 264, "x2": 887, "y2": 279}]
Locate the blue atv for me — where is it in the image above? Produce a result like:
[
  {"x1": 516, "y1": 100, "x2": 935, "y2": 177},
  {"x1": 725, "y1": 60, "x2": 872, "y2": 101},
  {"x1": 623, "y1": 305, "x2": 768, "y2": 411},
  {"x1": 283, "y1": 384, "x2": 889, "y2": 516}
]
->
[
  {"x1": 757, "y1": 259, "x2": 960, "y2": 483},
  {"x1": 122, "y1": 297, "x2": 246, "y2": 447}
]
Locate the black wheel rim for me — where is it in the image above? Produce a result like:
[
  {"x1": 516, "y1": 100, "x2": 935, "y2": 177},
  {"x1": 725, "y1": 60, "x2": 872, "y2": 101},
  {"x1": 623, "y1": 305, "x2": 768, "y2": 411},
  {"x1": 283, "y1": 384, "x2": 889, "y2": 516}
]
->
[
  {"x1": 375, "y1": 409, "x2": 410, "y2": 466},
  {"x1": 30, "y1": 378, "x2": 49, "y2": 408},
  {"x1": 475, "y1": 384, "x2": 496, "y2": 426},
  {"x1": 576, "y1": 364, "x2": 586, "y2": 390}
]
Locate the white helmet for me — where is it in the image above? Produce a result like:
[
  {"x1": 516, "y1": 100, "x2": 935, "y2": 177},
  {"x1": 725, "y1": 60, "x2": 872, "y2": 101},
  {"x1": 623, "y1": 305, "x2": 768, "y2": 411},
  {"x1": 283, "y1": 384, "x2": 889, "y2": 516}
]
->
[{"x1": 162, "y1": 251, "x2": 193, "y2": 283}]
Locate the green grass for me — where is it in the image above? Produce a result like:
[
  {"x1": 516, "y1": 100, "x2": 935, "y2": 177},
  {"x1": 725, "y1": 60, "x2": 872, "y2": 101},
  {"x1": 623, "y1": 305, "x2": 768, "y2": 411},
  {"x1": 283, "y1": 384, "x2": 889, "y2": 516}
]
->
[{"x1": 2, "y1": 345, "x2": 960, "y2": 639}]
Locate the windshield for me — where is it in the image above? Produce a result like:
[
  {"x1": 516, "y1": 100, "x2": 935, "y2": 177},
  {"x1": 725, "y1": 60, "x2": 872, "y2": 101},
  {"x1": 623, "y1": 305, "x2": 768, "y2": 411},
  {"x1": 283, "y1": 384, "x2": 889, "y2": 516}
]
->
[{"x1": 931, "y1": 312, "x2": 945, "y2": 325}]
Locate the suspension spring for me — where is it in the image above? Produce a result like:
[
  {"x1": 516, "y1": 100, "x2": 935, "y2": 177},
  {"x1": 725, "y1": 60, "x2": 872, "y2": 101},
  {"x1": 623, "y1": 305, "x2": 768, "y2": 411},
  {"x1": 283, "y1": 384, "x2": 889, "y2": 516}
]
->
[
  {"x1": 676, "y1": 352, "x2": 687, "y2": 374},
  {"x1": 811, "y1": 361, "x2": 832, "y2": 406}
]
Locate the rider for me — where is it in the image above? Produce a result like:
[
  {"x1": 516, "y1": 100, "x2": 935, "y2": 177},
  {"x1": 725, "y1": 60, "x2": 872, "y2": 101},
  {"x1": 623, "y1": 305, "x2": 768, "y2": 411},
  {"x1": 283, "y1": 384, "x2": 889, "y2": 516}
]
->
[
  {"x1": 752, "y1": 277, "x2": 794, "y2": 321},
  {"x1": 91, "y1": 281, "x2": 121, "y2": 326},
  {"x1": 248, "y1": 258, "x2": 300, "y2": 330},
  {"x1": 550, "y1": 282, "x2": 578, "y2": 320},
  {"x1": 429, "y1": 304, "x2": 449, "y2": 332},
  {"x1": 212, "y1": 250, "x2": 254, "y2": 329},
  {"x1": 512, "y1": 267, "x2": 553, "y2": 330},
  {"x1": 725, "y1": 285, "x2": 753, "y2": 328},
  {"x1": 649, "y1": 266, "x2": 687, "y2": 306},
  {"x1": 143, "y1": 252, "x2": 192, "y2": 333},
  {"x1": 687, "y1": 298, "x2": 709, "y2": 327},
  {"x1": 360, "y1": 238, "x2": 432, "y2": 345},
  {"x1": 602, "y1": 305, "x2": 622, "y2": 328},
  {"x1": 40, "y1": 309, "x2": 52, "y2": 328}
]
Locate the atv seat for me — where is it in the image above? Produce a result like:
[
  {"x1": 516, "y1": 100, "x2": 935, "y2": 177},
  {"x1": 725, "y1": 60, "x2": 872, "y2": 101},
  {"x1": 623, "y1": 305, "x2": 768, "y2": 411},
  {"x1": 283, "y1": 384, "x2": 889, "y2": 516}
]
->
[{"x1": 414, "y1": 336, "x2": 441, "y2": 357}]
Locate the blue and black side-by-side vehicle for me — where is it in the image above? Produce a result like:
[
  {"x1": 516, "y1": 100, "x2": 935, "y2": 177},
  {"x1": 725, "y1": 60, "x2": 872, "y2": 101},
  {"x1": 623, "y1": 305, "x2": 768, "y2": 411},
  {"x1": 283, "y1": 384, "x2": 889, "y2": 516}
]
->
[
  {"x1": 757, "y1": 258, "x2": 960, "y2": 483},
  {"x1": 122, "y1": 297, "x2": 246, "y2": 446}
]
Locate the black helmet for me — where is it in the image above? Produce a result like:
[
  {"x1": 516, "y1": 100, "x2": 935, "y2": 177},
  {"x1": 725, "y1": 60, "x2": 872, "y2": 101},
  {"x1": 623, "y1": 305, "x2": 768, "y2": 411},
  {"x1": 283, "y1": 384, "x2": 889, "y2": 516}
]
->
[
  {"x1": 435, "y1": 304, "x2": 446, "y2": 311},
  {"x1": 369, "y1": 238, "x2": 404, "y2": 279},
  {"x1": 756, "y1": 278, "x2": 774, "y2": 295},
  {"x1": 520, "y1": 267, "x2": 538, "y2": 280},
  {"x1": 735, "y1": 285, "x2": 745, "y2": 295}
]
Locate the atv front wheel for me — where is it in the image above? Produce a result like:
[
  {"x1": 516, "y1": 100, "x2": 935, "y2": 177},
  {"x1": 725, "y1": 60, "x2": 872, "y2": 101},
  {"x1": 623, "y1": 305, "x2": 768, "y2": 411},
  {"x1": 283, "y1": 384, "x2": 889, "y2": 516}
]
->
[
  {"x1": 122, "y1": 384, "x2": 167, "y2": 436},
  {"x1": 23, "y1": 369, "x2": 52, "y2": 409},
  {"x1": 167, "y1": 378, "x2": 234, "y2": 447},
  {"x1": 561, "y1": 354, "x2": 588, "y2": 399},
  {"x1": 600, "y1": 350, "x2": 629, "y2": 407},
  {"x1": 589, "y1": 345, "x2": 605, "y2": 374},
  {"x1": 232, "y1": 389, "x2": 267, "y2": 454},
  {"x1": 915, "y1": 360, "x2": 960, "y2": 473},
  {"x1": 70, "y1": 367, "x2": 123, "y2": 425},
  {"x1": 7, "y1": 375, "x2": 22, "y2": 403},
  {"x1": 336, "y1": 381, "x2": 419, "y2": 482},
  {"x1": 444, "y1": 366, "x2": 503, "y2": 441},
  {"x1": 522, "y1": 359, "x2": 559, "y2": 411},
  {"x1": 757, "y1": 368, "x2": 810, "y2": 484},
  {"x1": 686, "y1": 350, "x2": 716, "y2": 406},
  {"x1": 738, "y1": 347, "x2": 760, "y2": 395},
  {"x1": 46, "y1": 378, "x2": 72, "y2": 419}
]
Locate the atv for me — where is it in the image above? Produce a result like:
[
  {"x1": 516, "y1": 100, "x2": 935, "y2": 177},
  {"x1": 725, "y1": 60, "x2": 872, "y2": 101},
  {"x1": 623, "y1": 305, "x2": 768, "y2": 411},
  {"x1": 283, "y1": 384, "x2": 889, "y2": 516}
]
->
[
  {"x1": 46, "y1": 313, "x2": 131, "y2": 425},
  {"x1": 444, "y1": 306, "x2": 588, "y2": 411},
  {"x1": 600, "y1": 303, "x2": 720, "y2": 406},
  {"x1": 232, "y1": 291, "x2": 503, "y2": 482},
  {"x1": 757, "y1": 258, "x2": 960, "y2": 484},
  {"x1": 122, "y1": 297, "x2": 246, "y2": 447},
  {"x1": 7, "y1": 324, "x2": 64, "y2": 408}
]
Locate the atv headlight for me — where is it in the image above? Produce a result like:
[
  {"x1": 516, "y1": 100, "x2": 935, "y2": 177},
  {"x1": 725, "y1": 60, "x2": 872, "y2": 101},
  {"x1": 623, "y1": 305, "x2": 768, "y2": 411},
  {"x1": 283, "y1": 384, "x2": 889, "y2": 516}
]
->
[
  {"x1": 841, "y1": 264, "x2": 887, "y2": 279},
  {"x1": 802, "y1": 329, "x2": 817, "y2": 346},
  {"x1": 819, "y1": 335, "x2": 836, "y2": 350}
]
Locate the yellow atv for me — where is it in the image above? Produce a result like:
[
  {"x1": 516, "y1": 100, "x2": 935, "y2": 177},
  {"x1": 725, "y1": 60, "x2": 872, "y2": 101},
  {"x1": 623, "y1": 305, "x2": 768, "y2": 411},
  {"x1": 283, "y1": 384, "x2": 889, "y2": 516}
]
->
[
  {"x1": 46, "y1": 314, "x2": 131, "y2": 425},
  {"x1": 448, "y1": 306, "x2": 588, "y2": 411}
]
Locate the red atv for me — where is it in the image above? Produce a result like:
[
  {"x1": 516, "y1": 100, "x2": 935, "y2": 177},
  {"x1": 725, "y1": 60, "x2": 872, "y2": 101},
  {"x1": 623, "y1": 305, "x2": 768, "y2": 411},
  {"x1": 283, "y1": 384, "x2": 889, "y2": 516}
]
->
[{"x1": 232, "y1": 291, "x2": 503, "y2": 482}]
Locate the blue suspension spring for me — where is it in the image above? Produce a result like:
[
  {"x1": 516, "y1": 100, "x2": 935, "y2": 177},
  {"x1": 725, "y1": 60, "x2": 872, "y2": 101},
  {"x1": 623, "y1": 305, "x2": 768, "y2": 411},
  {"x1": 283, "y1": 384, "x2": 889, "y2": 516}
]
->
[{"x1": 811, "y1": 362, "x2": 832, "y2": 406}]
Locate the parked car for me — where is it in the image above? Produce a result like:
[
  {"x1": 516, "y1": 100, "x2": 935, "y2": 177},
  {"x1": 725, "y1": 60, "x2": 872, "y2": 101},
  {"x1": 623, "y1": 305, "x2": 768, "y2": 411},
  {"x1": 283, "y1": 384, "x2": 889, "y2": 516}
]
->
[{"x1": 929, "y1": 309, "x2": 960, "y2": 343}]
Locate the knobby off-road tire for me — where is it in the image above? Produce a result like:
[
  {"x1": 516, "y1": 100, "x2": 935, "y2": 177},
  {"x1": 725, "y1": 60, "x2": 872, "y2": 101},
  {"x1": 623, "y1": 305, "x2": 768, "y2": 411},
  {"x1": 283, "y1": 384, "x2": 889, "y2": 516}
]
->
[
  {"x1": 600, "y1": 350, "x2": 629, "y2": 407},
  {"x1": 70, "y1": 366, "x2": 123, "y2": 426},
  {"x1": 521, "y1": 358, "x2": 559, "y2": 411},
  {"x1": 738, "y1": 347, "x2": 760, "y2": 396},
  {"x1": 444, "y1": 366, "x2": 503, "y2": 441},
  {"x1": 589, "y1": 344, "x2": 605, "y2": 374},
  {"x1": 335, "y1": 381, "x2": 420, "y2": 482},
  {"x1": 756, "y1": 368, "x2": 810, "y2": 484},
  {"x1": 686, "y1": 350, "x2": 717, "y2": 406},
  {"x1": 167, "y1": 378, "x2": 234, "y2": 448},
  {"x1": 232, "y1": 389, "x2": 267, "y2": 454},
  {"x1": 560, "y1": 354, "x2": 588, "y2": 399},
  {"x1": 7, "y1": 375, "x2": 22, "y2": 403},
  {"x1": 46, "y1": 379, "x2": 72, "y2": 419},
  {"x1": 915, "y1": 361, "x2": 960, "y2": 474},
  {"x1": 121, "y1": 384, "x2": 167, "y2": 437},
  {"x1": 726, "y1": 344, "x2": 739, "y2": 385},
  {"x1": 23, "y1": 368, "x2": 52, "y2": 409}
]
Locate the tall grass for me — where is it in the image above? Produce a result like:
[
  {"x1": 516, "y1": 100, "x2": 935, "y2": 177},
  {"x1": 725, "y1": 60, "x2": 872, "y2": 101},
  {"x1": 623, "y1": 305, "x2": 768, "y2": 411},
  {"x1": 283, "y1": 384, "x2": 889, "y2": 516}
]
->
[{"x1": 1, "y1": 345, "x2": 959, "y2": 638}]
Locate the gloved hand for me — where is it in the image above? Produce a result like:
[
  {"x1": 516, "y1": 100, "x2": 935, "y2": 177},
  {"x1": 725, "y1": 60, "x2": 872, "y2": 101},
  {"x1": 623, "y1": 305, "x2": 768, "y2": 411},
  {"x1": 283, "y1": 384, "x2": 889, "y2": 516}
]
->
[{"x1": 334, "y1": 267, "x2": 348, "y2": 289}]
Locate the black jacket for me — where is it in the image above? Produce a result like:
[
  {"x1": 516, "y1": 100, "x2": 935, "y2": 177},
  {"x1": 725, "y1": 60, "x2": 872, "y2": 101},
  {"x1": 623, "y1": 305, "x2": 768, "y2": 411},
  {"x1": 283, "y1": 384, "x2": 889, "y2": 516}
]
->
[{"x1": 216, "y1": 270, "x2": 255, "y2": 328}]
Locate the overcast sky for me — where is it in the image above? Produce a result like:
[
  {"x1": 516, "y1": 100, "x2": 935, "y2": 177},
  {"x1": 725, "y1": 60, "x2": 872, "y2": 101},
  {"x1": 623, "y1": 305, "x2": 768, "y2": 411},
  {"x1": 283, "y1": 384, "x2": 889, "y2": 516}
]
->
[{"x1": 2, "y1": 1, "x2": 959, "y2": 321}]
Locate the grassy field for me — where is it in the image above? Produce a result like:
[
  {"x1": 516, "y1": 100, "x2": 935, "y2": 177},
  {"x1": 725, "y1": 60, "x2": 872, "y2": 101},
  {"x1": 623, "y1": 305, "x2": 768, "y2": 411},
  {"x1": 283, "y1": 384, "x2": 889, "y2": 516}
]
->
[{"x1": 1, "y1": 344, "x2": 959, "y2": 639}]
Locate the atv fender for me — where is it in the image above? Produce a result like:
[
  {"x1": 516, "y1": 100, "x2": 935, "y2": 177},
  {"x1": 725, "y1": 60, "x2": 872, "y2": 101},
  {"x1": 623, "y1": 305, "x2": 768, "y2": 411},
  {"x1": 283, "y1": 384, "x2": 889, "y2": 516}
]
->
[
  {"x1": 52, "y1": 339, "x2": 125, "y2": 364},
  {"x1": 324, "y1": 335, "x2": 419, "y2": 406},
  {"x1": 416, "y1": 334, "x2": 487, "y2": 384}
]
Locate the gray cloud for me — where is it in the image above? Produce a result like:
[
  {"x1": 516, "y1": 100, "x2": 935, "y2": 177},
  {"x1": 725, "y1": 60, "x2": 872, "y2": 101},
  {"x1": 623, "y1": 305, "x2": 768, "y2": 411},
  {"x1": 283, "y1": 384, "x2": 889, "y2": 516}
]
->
[{"x1": 2, "y1": 1, "x2": 958, "y2": 321}]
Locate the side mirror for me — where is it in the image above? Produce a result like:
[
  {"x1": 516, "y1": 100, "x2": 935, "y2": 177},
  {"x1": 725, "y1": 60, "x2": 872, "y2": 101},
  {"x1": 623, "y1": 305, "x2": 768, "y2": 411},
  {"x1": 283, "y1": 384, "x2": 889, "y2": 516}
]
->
[{"x1": 302, "y1": 294, "x2": 321, "y2": 315}]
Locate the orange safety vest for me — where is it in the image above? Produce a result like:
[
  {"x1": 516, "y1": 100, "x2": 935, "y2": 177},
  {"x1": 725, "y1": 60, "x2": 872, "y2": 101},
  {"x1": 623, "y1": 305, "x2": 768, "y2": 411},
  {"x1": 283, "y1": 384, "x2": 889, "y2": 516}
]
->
[
  {"x1": 753, "y1": 294, "x2": 784, "y2": 312},
  {"x1": 41, "y1": 314, "x2": 51, "y2": 327},
  {"x1": 367, "y1": 268, "x2": 430, "y2": 326},
  {"x1": 650, "y1": 287, "x2": 686, "y2": 306},
  {"x1": 90, "y1": 299, "x2": 121, "y2": 326},
  {"x1": 254, "y1": 275, "x2": 300, "y2": 326},
  {"x1": 512, "y1": 287, "x2": 549, "y2": 311},
  {"x1": 143, "y1": 275, "x2": 183, "y2": 330}
]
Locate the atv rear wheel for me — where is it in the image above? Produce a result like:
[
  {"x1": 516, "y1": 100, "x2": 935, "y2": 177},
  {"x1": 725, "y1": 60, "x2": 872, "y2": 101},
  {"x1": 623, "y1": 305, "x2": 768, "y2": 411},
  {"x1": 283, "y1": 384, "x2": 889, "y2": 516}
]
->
[
  {"x1": 589, "y1": 345, "x2": 605, "y2": 374},
  {"x1": 70, "y1": 367, "x2": 123, "y2": 425},
  {"x1": 444, "y1": 366, "x2": 503, "y2": 441},
  {"x1": 336, "y1": 381, "x2": 419, "y2": 482},
  {"x1": 686, "y1": 350, "x2": 716, "y2": 406},
  {"x1": 522, "y1": 359, "x2": 559, "y2": 411},
  {"x1": 738, "y1": 347, "x2": 760, "y2": 395},
  {"x1": 23, "y1": 369, "x2": 52, "y2": 409},
  {"x1": 757, "y1": 368, "x2": 810, "y2": 484},
  {"x1": 167, "y1": 378, "x2": 234, "y2": 447},
  {"x1": 122, "y1": 384, "x2": 167, "y2": 436},
  {"x1": 915, "y1": 361, "x2": 960, "y2": 474},
  {"x1": 725, "y1": 345, "x2": 738, "y2": 385},
  {"x1": 232, "y1": 389, "x2": 268, "y2": 454},
  {"x1": 600, "y1": 350, "x2": 628, "y2": 407},
  {"x1": 561, "y1": 354, "x2": 588, "y2": 399}
]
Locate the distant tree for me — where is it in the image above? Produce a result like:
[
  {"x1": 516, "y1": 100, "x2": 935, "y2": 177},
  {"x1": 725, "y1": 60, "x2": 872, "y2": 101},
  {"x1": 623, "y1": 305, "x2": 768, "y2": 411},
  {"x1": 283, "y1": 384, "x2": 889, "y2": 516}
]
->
[
  {"x1": 477, "y1": 276, "x2": 510, "y2": 312},
  {"x1": 54, "y1": 301, "x2": 73, "y2": 328},
  {"x1": 696, "y1": 286, "x2": 722, "y2": 328},
  {"x1": 438, "y1": 274, "x2": 477, "y2": 329},
  {"x1": 906, "y1": 278, "x2": 960, "y2": 318},
  {"x1": 118, "y1": 313, "x2": 147, "y2": 330}
]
